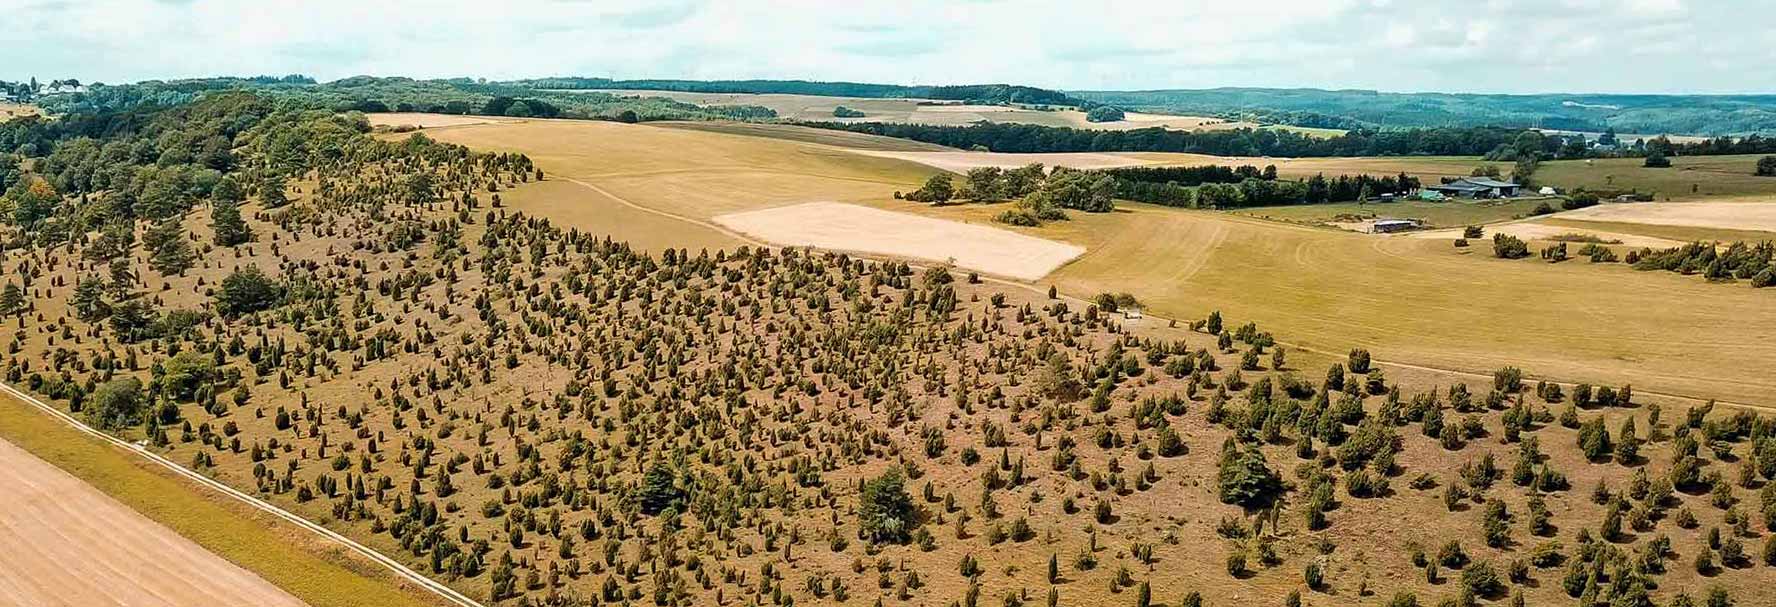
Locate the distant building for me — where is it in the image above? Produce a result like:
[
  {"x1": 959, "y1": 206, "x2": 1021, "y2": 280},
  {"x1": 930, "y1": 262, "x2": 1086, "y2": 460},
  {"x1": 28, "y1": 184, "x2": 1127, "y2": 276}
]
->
[
  {"x1": 1371, "y1": 218, "x2": 1423, "y2": 234},
  {"x1": 1426, "y1": 177, "x2": 1522, "y2": 199}
]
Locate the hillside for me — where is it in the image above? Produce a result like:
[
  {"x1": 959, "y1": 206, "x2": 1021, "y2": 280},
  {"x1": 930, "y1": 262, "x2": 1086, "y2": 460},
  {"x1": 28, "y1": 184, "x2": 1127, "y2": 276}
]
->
[{"x1": 3, "y1": 91, "x2": 1774, "y2": 607}]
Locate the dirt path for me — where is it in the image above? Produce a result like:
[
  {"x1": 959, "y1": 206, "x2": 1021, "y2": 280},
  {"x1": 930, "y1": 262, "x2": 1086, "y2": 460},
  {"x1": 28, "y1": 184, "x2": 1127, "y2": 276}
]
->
[{"x1": 0, "y1": 437, "x2": 307, "y2": 607}]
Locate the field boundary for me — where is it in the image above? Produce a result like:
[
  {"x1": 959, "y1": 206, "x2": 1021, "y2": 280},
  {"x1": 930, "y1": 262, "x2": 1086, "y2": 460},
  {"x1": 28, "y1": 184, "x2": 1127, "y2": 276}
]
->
[{"x1": 0, "y1": 381, "x2": 485, "y2": 607}]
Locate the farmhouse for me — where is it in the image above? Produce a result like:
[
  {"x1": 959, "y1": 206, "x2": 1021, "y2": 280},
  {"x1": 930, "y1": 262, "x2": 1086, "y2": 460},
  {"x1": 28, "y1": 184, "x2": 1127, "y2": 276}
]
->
[
  {"x1": 1371, "y1": 218, "x2": 1423, "y2": 233},
  {"x1": 1427, "y1": 177, "x2": 1521, "y2": 199}
]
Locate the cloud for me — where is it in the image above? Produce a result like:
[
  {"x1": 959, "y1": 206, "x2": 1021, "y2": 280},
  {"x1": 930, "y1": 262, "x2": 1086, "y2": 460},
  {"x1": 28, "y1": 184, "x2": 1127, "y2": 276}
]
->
[{"x1": 0, "y1": 0, "x2": 1766, "y2": 93}]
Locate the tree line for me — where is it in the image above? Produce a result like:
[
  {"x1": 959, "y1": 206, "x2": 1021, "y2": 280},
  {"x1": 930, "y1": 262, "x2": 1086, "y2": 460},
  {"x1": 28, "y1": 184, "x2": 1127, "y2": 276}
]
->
[{"x1": 801, "y1": 121, "x2": 1534, "y2": 157}]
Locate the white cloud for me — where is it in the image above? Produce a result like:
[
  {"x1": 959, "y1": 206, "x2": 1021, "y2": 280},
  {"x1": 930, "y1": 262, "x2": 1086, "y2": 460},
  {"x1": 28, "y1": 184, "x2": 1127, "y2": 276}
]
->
[{"x1": 0, "y1": 0, "x2": 1766, "y2": 93}]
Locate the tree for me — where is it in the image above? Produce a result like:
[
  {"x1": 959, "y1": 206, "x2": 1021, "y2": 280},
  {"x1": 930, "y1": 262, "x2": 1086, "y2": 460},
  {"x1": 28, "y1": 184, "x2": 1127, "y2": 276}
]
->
[
  {"x1": 158, "y1": 351, "x2": 215, "y2": 402},
  {"x1": 1085, "y1": 106, "x2": 1126, "y2": 123},
  {"x1": 1217, "y1": 444, "x2": 1282, "y2": 509},
  {"x1": 637, "y1": 462, "x2": 685, "y2": 515},
  {"x1": 88, "y1": 377, "x2": 146, "y2": 430},
  {"x1": 859, "y1": 467, "x2": 915, "y2": 543},
  {"x1": 404, "y1": 172, "x2": 436, "y2": 204},
  {"x1": 211, "y1": 198, "x2": 252, "y2": 246},
  {"x1": 1348, "y1": 348, "x2": 1372, "y2": 374},
  {"x1": 1493, "y1": 233, "x2": 1530, "y2": 259},
  {"x1": 905, "y1": 174, "x2": 954, "y2": 204},
  {"x1": 215, "y1": 266, "x2": 281, "y2": 317},
  {"x1": 964, "y1": 167, "x2": 1007, "y2": 202},
  {"x1": 1578, "y1": 417, "x2": 1613, "y2": 462},
  {"x1": 6, "y1": 178, "x2": 59, "y2": 227},
  {"x1": 71, "y1": 275, "x2": 108, "y2": 321},
  {"x1": 260, "y1": 175, "x2": 289, "y2": 208},
  {"x1": 0, "y1": 283, "x2": 22, "y2": 316},
  {"x1": 148, "y1": 221, "x2": 195, "y2": 276},
  {"x1": 1756, "y1": 156, "x2": 1776, "y2": 177}
]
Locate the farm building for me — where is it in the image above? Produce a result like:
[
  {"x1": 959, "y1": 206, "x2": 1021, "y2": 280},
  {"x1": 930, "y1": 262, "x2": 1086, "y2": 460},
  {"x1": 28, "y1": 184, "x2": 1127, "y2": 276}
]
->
[
  {"x1": 1371, "y1": 218, "x2": 1423, "y2": 234},
  {"x1": 1427, "y1": 177, "x2": 1522, "y2": 199}
]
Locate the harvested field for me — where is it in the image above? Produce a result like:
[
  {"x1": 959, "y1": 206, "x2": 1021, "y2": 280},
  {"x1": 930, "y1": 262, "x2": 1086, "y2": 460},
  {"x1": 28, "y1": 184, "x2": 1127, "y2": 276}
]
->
[
  {"x1": 1557, "y1": 201, "x2": 1776, "y2": 233},
  {"x1": 714, "y1": 202, "x2": 1084, "y2": 280},
  {"x1": 844, "y1": 149, "x2": 1199, "y2": 173},
  {"x1": 655, "y1": 121, "x2": 952, "y2": 152},
  {"x1": 365, "y1": 112, "x2": 514, "y2": 129},
  {"x1": 416, "y1": 119, "x2": 936, "y2": 251},
  {"x1": 0, "y1": 437, "x2": 307, "y2": 607}
]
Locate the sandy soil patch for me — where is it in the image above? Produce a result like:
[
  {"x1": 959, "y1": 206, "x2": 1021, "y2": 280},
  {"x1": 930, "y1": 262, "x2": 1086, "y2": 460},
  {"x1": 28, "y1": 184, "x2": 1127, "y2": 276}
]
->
[
  {"x1": 366, "y1": 112, "x2": 514, "y2": 128},
  {"x1": 1557, "y1": 202, "x2": 1776, "y2": 233},
  {"x1": 844, "y1": 149, "x2": 1198, "y2": 173},
  {"x1": 0, "y1": 102, "x2": 39, "y2": 122},
  {"x1": 0, "y1": 438, "x2": 307, "y2": 607},
  {"x1": 715, "y1": 202, "x2": 1084, "y2": 280},
  {"x1": 1412, "y1": 221, "x2": 1684, "y2": 248}
]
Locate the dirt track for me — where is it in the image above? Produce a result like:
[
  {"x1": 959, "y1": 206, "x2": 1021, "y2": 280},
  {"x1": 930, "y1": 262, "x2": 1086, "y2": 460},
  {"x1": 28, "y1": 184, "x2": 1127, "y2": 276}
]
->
[{"x1": 0, "y1": 437, "x2": 307, "y2": 607}]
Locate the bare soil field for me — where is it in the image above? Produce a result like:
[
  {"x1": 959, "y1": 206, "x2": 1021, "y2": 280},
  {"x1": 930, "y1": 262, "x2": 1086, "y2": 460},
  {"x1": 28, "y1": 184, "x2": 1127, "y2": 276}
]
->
[
  {"x1": 1557, "y1": 201, "x2": 1776, "y2": 234},
  {"x1": 714, "y1": 201, "x2": 1084, "y2": 280},
  {"x1": 0, "y1": 437, "x2": 307, "y2": 607}
]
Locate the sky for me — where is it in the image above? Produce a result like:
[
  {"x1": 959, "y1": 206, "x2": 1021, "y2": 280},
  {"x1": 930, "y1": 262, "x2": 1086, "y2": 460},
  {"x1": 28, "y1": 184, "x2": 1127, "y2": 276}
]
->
[{"x1": 3, "y1": 0, "x2": 1772, "y2": 94}]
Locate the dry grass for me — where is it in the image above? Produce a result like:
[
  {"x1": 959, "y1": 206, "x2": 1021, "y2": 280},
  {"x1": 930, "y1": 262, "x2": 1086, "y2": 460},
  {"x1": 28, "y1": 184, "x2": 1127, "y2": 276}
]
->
[
  {"x1": 364, "y1": 113, "x2": 516, "y2": 129},
  {"x1": 1556, "y1": 201, "x2": 1776, "y2": 234},
  {"x1": 1233, "y1": 198, "x2": 1557, "y2": 229},
  {"x1": 0, "y1": 102, "x2": 40, "y2": 121},
  {"x1": 713, "y1": 201, "x2": 1083, "y2": 280},
  {"x1": 896, "y1": 201, "x2": 1776, "y2": 408},
  {"x1": 418, "y1": 119, "x2": 934, "y2": 232}
]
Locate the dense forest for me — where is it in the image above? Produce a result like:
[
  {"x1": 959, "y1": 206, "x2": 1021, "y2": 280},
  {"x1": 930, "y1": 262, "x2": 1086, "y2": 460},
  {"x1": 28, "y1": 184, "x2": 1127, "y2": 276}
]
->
[
  {"x1": 1068, "y1": 88, "x2": 1776, "y2": 137},
  {"x1": 802, "y1": 120, "x2": 1532, "y2": 157},
  {"x1": 513, "y1": 77, "x2": 1084, "y2": 107},
  {"x1": 1101, "y1": 166, "x2": 1420, "y2": 209}
]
